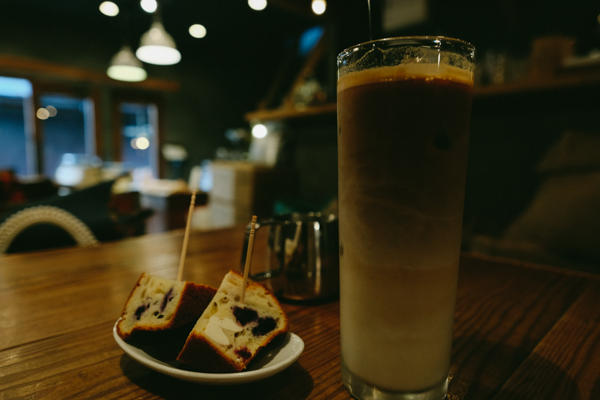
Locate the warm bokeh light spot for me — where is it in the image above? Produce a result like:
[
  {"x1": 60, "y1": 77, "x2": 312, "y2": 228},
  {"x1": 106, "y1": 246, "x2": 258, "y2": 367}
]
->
[
  {"x1": 248, "y1": 0, "x2": 267, "y2": 11},
  {"x1": 140, "y1": 0, "x2": 158, "y2": 13},
  {"x1": 136, "y1": 137, "x2": 150, "y2": 150},
  {"x1": 252, "y1": 123, "x2": 268, "y2": 138},
  {"x1": 311, "y1": 0, "x2": 326, "y2": 15},
  {"x1": 99, "y1": 1, "x2": 119, "y2": 16},
  {"x1": 36, "y1": 108, "x2": 50, "y2": 120},
  {"x1": 46, "y1": 105, "x2": 58, "y2": 117},
  {"x1": 189, "y1": 24, "x2": 207, "y2": 38}
]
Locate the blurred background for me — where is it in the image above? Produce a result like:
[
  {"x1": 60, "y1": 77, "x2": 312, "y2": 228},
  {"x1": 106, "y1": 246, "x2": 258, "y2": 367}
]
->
[{"x1": 2, "y1": 0, "x2": 600, "y2": 270}]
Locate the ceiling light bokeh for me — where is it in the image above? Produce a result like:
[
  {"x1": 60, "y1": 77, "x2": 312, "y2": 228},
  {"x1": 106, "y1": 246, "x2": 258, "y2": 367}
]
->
[
  {"x1": 140, "y1": 0, "x2": 158, "y2": 13},
  {"x1": 99, "y1": 1, "x2": 119, "y2": 17},
  {"x1": 189, "y1": 24, "x2": 207, "y2": 38},
  {"x1": 311, "y1": 0, "x2": 326, "y2": 15},
  {"x1": 248, "y1": 0, "x2": 267, "y2": 11}
]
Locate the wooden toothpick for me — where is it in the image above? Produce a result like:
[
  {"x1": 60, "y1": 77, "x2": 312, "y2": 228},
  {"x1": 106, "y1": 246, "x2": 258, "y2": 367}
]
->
[
  {"x1": 177, "y1": 191, "x2": 197, "y2": 282},
  {"x1": 241, "y1": 215, "x2": 257, "y2": 303}
]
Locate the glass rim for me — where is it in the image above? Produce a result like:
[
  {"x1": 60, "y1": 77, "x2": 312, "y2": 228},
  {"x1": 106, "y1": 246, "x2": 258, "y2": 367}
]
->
[{"x1": 337, "y1": 36, "x2": 475, "y2": 61}]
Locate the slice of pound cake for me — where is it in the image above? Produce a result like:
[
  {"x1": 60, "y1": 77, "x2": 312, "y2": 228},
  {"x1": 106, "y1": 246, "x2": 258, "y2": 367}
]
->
[
  {"x1": 177, "y1": 270, "x2": 289, "y2": 372},
  {"x1": 116, "y1": 273, "x2": 217, "y2": 340}
]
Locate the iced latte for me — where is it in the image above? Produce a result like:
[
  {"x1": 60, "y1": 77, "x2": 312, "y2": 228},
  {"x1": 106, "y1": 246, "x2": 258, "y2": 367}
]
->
[{"x1": 337, "y1": 37, "x2": 475, "y2": 399}]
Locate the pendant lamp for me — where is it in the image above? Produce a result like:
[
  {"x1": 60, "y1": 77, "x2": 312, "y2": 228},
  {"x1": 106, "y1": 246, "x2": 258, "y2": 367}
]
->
[
  {"x1": 136, "y1": 18, "x2": 181, "y2": 65},
  {"x1": 107, "y1": 45, "x2": 148, "y2": 82}
]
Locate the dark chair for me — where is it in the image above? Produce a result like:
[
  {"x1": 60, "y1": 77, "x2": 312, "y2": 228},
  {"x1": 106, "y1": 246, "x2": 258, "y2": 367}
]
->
[{"x1": 0, "y1": 179, "x2": 131, "y2": 254}]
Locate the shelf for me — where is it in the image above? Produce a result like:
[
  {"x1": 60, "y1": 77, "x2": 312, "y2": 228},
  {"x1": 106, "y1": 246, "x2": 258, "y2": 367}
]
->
[
  {"x1": 245, "y1": 69, "x2": 600, "y2": 122},
  {"x1": 473, "y1": 69, "x2": 600, "y2": 98},
  {"x1": 244, "y1": 102, "x2": 337, "y2": 122}
]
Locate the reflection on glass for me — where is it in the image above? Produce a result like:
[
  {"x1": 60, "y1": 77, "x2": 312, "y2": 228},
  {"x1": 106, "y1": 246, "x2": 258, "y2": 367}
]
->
[{"x1": 120, "y1": 102, "x2": 158, "y2": 175}]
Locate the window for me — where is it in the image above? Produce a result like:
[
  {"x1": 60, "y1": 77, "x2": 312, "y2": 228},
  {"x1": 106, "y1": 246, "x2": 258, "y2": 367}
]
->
[
  {"x1": 0, "y1": 77, "x2": 34, "y2": 176},
  {"x1": 38, "y1": 93, "x2": 95, "y2": 177},
  {"x1": 0, "y1": 57, "x2": 171, "y2": 184},
  {"x1": 0, "y1": 76, "x2": 98, "y2": 181}
]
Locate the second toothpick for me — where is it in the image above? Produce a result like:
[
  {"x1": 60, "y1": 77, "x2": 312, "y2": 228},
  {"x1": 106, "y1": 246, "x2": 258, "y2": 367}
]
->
[{"x1": 241, "y1": 215, "x2": 257, "y2": 303}]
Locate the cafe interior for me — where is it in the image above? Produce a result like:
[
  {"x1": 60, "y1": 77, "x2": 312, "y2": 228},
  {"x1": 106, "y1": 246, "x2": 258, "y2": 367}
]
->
[
  {"x1": 2, "y1": 1, "x2": 600, "y2": 399},
  {"x1": 2, "y1": 0, "x2": 600, "y2": 270}
]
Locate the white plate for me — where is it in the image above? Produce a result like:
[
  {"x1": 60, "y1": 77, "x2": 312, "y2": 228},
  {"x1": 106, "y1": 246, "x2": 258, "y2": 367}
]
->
[{"x1": 113, "y1": 321, "x2": 304, "y2": 385}]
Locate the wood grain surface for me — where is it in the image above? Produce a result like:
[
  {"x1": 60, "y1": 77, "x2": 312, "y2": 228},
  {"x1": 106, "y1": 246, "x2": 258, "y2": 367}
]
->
[{"x1": 1, "y1": 226, "x2": 599, "y2": 399}]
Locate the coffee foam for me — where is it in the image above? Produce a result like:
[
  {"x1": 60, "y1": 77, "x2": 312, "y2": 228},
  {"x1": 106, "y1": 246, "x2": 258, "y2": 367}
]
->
[{"x1": 338, "y1": 63, "x2": 473, "y2": 93}]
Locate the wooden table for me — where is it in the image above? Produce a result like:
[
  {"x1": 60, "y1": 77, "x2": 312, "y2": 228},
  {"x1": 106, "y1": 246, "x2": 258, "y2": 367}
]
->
[{"x1": 1, "y1": 226, "x2": 599, "y2": 399}]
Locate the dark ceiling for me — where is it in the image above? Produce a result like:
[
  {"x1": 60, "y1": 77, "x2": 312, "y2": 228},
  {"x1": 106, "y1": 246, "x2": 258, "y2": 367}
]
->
[
  {"x1": 2, "y1": 0, "x2": 599, "y2": 72},
  {"x1": 0, "y1": 0, "x2": 366, "y2": 65},
  {"x1": 1, "y1": 0, "x2": 599, "y2": 116},
  {"x1": 0, "y1": 0, "x2": 372, "y2": 105}
]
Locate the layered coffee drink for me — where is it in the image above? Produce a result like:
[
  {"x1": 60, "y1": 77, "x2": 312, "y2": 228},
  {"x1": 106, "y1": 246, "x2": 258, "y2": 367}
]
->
[{"x1": 337, "y1": 38, "x2": 474, "y2": 398}]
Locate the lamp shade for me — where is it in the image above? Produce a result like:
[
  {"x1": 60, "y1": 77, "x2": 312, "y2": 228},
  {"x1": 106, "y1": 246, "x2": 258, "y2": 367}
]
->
[
  {"x1": 107, "y1": 45, "x2": 147, "y2": 82},
  {"x1": 136, "y1": 21, "x2": 181, "y2": 65}
]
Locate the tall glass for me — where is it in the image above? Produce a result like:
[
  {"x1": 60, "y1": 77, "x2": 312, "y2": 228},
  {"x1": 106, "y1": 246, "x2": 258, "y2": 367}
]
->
[{"x1": 337, "y1": 37, "x2": 475, "y2": 400}]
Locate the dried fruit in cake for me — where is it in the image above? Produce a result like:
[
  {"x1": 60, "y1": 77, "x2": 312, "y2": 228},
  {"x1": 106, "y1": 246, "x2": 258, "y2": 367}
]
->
[
  {"x1": 116, "y1": 273, "x2": 217, "y2": 340},
  {"x1": 177, "y1": 270, "x2": 289, "y2": 372}
]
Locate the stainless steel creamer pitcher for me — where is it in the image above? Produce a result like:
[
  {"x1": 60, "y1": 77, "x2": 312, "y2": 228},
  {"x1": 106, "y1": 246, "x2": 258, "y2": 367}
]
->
[{"x1": 241, "y1": 212, "x2": 339, "y2": 302}]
